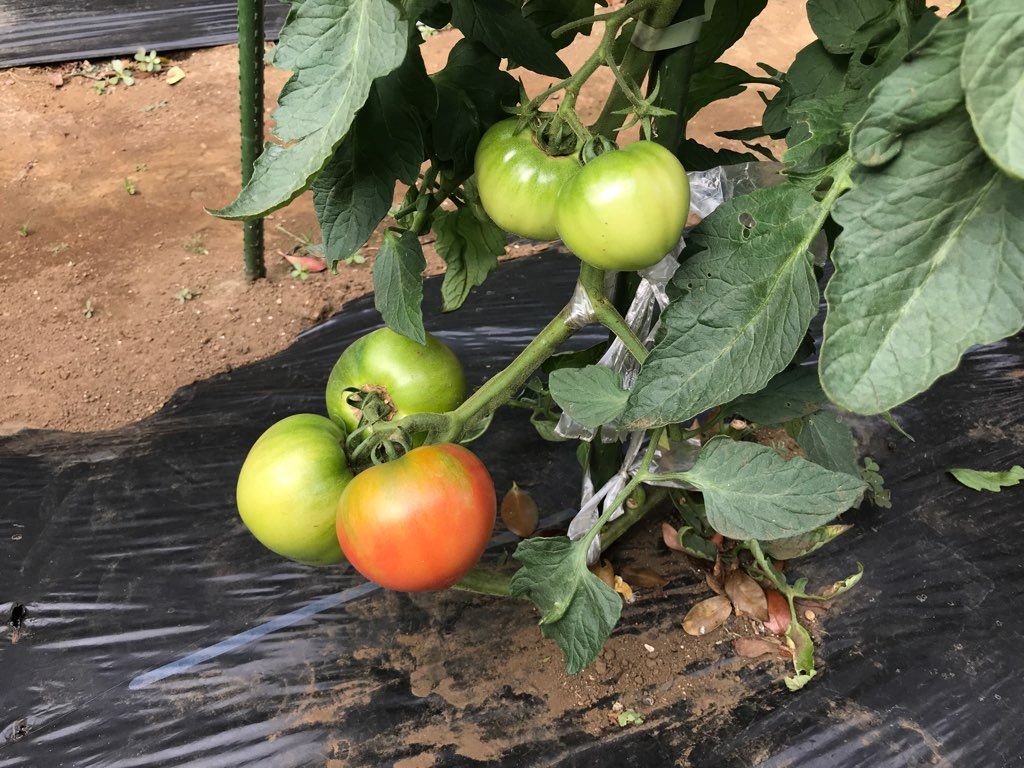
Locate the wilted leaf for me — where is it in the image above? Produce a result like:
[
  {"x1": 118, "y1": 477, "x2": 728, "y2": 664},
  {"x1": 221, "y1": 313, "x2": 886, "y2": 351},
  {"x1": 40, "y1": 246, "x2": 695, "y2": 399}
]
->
[
  {"x1": 683, "y1": 595, "x2": 733, "y2": 636},
  {"x1": 165, "y1": 65, "x2": 186, "y2": 85},
  {"x1": 662, "y1": 522, "x2": 684, "y2": 552},
  {"x1": 282, "y1": 254, "x2": 327, "y2": 273},
  {"x1": 725, "y1": 571, "x2": 768, "y2": 621},
  {"x1": 734, "y1": 637, "x2": 782, "y2": 659},
  {"x1": 764, "y1": 589, "x2": 791, "y2": 635},
  {"x1": 613, "y1": 576, "x2": 635, "y2": 604},
  {"x1": 948, "y1": 466, "x2": 1024, "y2": 493},
  {"x1": 705, "y1": 573, "x2": 725, "y2": 596},
  {"x1": 500, "y1": 482, "x2": 539, "y2": 537},
  {"x1": 620, "y1": 566, "x2": 668, "y2": 589},
  {"x1": 762, "y1": 524, "x2": 852, "y2": 560}
]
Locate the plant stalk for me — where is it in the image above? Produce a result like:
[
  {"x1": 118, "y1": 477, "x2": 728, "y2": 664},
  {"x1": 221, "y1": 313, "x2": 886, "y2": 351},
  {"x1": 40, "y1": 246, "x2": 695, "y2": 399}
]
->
[{"x1": 238, "y1": 0, "x2": 265, "y2": 280}]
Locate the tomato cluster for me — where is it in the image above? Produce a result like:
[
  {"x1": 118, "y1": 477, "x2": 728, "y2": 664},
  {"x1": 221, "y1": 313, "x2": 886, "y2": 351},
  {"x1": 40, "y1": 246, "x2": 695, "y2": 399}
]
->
[
  {"x1": 475, "y1": 119, "x2": 690, "y2": 271},
  {"x1": 235, "y1": 329, "x2": 496, "y2": 590}
]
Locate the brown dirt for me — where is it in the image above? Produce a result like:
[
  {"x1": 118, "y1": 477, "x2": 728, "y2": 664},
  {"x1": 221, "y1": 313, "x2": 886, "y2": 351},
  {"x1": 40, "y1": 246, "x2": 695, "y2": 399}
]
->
[
  {"x1": 275, "y1": 513, "x2": 822, "y2": 763},
  {"x1": 0, "y1": 0, "x2": 816, "y2": 434}
]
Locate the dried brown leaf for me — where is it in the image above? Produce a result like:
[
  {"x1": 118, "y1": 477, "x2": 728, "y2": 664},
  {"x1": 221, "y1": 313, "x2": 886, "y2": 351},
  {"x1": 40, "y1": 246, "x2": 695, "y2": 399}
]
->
[
  {"x1": 662, "y1": 522, "x2": 683, "y2": 552},
  {"x1": 620, "y1": 565, "x2": 668, "y2": 589},
  {"x1": 500, "y1": 482, "x2": 539, "y2": 537},
  {"x1": 705, "y1": 573, "x2": 725, "y2": 596},
  {"x1": 682, "y1": 595, "x2": 732, "y2": 636},
  {"x1": 733, "y1": 637, "x2": 781, "y2": 659},
  {"x1": 613, "y1": 576, "x2": 635, "y2": 604},
  {"x1": 724, "y1": 571, "x2": 768, "y2": 622},
  {"x1": 764, "y1": 588, "x2": 791, "y2": 635}
]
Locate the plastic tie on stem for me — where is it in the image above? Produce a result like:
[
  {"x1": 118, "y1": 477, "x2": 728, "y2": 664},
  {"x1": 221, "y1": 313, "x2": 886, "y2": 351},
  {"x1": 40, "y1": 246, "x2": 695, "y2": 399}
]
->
[{"x1": 630, "y1": 0, "x2": 717, "y2": 52}]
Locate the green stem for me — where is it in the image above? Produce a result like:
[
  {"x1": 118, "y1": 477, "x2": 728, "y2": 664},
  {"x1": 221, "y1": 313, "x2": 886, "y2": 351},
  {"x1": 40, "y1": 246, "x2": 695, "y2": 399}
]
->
[
  {"x1": 453, "y1": 567, "x2": 516, "y2": 597},
  {"x1": 440, "y1": 304, "x2": 581, "y2": 441},
  {"x1": 591, "y1": 0, "x2": 685, "y2": 138},
  {"x1": 579, "y1": 264, "x2": 649, "y2": 363},
  {"x1": 600, "y1": 485, "x2": 669, "y2": 552}
]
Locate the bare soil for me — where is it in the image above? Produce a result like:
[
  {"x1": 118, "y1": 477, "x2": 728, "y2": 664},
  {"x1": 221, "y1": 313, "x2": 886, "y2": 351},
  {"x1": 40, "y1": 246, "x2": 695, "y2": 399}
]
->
[{"x1": 0, "y1": 0, "x2": 815, "y2": 434}]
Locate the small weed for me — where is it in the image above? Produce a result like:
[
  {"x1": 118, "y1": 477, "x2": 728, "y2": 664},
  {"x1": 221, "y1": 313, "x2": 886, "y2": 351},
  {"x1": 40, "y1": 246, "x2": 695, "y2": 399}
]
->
[
  {"x1": 141, "y1": 100, "x2": 169, "y2": 113},
  {"x1": 173, "y1": 288, "x2": 195, "y2": 304},
  {"x1": 92, "y1": 81, "x2": 108, "y2": 95},
  {"x1": 17, "y1": 223, "x2": 29, "y2": 238},
  {"x1": 108, "y1": 59, "x2": 135, "y2": 87},
  {"x1": 290, "y1": 264, "x2": 310, "y2": 281},
  {"x1": 124, "y1": 178, "x2": 137, "y2": 196},
  {"x1": 50, "y1": 242, "x2": 69, "y2": 255},
  {"x1": 133, "y1": 48, "x2": 162, "y2": 73},
  {"x1": 183, "y1": 233, "x2": 208, "y2": 255},
  {"x1": 82, "y1": 299, "x2": 95, "y2": 318},
  {"x1": 134, "y1": 163, "x2": 148, "y2": 173}
]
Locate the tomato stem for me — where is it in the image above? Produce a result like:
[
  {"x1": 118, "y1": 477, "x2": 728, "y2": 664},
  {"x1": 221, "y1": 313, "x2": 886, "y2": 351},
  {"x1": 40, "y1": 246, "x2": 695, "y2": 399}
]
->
[
  {"x1": 578, "y1": 264, "x2": 650, "y2": 364},
  {"x1": 452, "y1": 567, "x2": 516, "y2": 597},
  {"x1": 599, "y1": 485, "x2": 669, "y2": 552}
]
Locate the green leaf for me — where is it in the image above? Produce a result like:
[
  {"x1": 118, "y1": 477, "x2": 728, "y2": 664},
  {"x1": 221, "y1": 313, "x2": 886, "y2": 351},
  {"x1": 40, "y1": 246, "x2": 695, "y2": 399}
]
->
[
  {"x1": 510, "y1": 536, "x2": 622, "y2": 674},
  {"x1": 783, "y1": 93, "x2": 852, "y2": 174},
  {"x1": 372, "y1": 230, "x2": 426, "y2": 343},
  {"x1": 686, "y1": 63, "x2": 753, "y2": 119},
  {"x1": 449, "y1": 0, "x2": 569, "y2": 77},
  {"x1": 430, "y1": 40, "x2": 519, "y2": 176},
  {"x1": 798, "y1": 411, "x2": 860, "y2": 477},
  {"x1": 679, "y1": 437, "x2": 867, "y2": 541},
  {"x1": 617, "y1": 710, "x2": 645, "y2": 727},
  {"x1": 860, "y1": 457, "x2": 891, "y2": 508},
  {"x1": 540, "y1": 341, "x2": 608, "y2": 375},
  {"x1": 949, "y1": 466, "x2": 1024, "y2": 493},
  {"x1": 678, "y1": 140, "x2": 758, "y2": 172},
  {"x1": 851, "y1": 12, "x2": 967, "y2": 167},
  {"x1": 433, "y1": 206, "x2": 505, "y2": 312},
  {"x1": 313, "y1": 49, "x2": 433, "y2": 267},
  {"x1": 806, "y1": 0, "x2": 895, "y2": 55},
  {"x1": 692, "y1": 0, "x2": 768, "y2": 71},
  {"x1": 962, "y1": 0, "x2": 1024, "y2": 179},
  {"x1": 623, "y1": 185, "x2": 822, "y2": 429},
  {"x1": 523, "y1": 0, "x2": 606, "y2": 50},
  {"x1": 729, "y1": 365, "x2": 825, "y2": 425},
  {"x1": 211, "y1": 0, "x2": 408, "y2": 219},
  {"x1": 784, "y1": 613, "x2": 816, "y2": 690},
  {"x1": 549, "y1": 365, "x2": 629, "y2": 429},
  {"x1": 760, "y1": 42, "x2": 848, "y2": 138},
  {"x1": 762, "y1": 524, "x2": 852, "y2": 560},
  {"x1": 821, "y1": 108, "x2": 1024, "y2": 414}
]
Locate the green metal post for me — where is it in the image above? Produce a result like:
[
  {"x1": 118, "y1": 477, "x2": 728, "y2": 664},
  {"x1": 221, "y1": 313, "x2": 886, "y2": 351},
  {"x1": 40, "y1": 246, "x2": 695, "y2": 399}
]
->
[{"x1": 238, "y1": 0, "x2": 266, "y2": 280}]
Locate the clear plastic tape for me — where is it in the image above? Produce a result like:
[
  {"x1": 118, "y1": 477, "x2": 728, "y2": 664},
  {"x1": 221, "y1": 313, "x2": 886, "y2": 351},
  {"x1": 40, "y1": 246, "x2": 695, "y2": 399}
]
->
[{"x1": 569, "y1": 433, "x2": 645, "y2": 565}]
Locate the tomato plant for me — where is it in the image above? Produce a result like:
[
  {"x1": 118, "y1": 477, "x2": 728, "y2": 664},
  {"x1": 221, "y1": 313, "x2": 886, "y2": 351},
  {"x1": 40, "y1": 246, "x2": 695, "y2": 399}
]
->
[
  {"x1": 218, "y1": 0, "x2": 1024, "y2": 689},
  {"x1": 325, "y1": 327, "x2": 466, "y2": 434},
  {"x1": 236, "y1": 414, "x2": 353, "y2": 565},
  {"x1": 336, "y1": 443, "x2": 496, "y2": 591}
]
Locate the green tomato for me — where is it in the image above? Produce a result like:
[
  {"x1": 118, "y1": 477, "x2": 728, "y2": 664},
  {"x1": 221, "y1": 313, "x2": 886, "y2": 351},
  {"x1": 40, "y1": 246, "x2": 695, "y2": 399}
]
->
[
  {"x1": 555, "y1": 141, "x2": 690, "y2": 271},
  {"x1": 325, "y1": 327, "x2": 466, "y2": 433},
  {"x1": 474, "y1": 119, "x2": 581, "y2": 241},
  {"x1": 236, "y1": 414, "x2": 353, "y2": 565}
]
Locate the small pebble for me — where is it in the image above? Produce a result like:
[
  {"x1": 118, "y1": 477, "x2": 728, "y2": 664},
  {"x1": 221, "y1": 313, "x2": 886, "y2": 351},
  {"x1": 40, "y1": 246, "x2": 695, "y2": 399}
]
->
[
  {"x1": 643, "y1": 643, "x2": 656, "y2": 654},
  {"x1": 805, "y1": 610, "x2": 816, "y2": 622}
]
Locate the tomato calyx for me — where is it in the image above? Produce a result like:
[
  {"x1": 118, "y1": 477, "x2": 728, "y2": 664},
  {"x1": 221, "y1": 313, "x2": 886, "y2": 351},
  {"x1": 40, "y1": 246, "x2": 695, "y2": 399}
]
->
[
  {"x1": 343, "y1": 388, "x2": 413, "y2": 468},
  {"x1": 578, "y1": 135, "x2": 618, "y2": 164}
]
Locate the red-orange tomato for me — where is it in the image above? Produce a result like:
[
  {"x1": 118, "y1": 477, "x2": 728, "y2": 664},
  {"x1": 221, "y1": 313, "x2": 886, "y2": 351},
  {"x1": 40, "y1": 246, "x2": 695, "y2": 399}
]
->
[{"x1": 335, "y1": 444, "x2": 496, "y2": 592}]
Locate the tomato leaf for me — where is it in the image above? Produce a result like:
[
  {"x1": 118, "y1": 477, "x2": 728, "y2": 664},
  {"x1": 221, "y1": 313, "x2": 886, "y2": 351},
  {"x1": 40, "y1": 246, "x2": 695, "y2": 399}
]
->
[
  {"x1": 806, "y1": 0, "x2": 896, "y2": 55},
  {"x1": 821, "y1": 108, "x2": 1024, "y2": 414},
  {"x1": 762, "y1": 524, "x2": 851, "y2": 560},
  {"x1": 313, "y1": 49, "x2": 433, "y2": 267},
  {"x1": 685, "y1": 63, "x2": 753, "y2": 119},
  {"x1": 510, "y1": 536, "x2": 622, "y2": 675},
  {"x1": 692, "y1": 0, "x2": 768, "y2": 72},
  {"x1": 851, "y1": 12, "x2": 966, "y2": 168},
  {"x1": 449, "y1": 0, "x2": 569, "y2": 78},
  {"x1": 677, "y1": 437, "x2": 866, "y2": 541},
  {"x1": 728, "y1": 365, "x2": 824, "y2": 425},
  {"x1": 948, "y1": 466, "x2": 1024, "y2": 493},
  {"x1": 433, "y1": 206, "x2": 505, "y2": 312},
  {"x1": 962, "y1": 0, "x2": 1024, "y2": 180},
  {"x1": 797, "y1": 411, "x2": 860, "y2": 477},
  {"x1": 549, "y1": 365, "x2": 629, "y2": 429},
  {"x1": 678, "y1": 140, "x2": 758, "y2": 173},
  {"x1": 523, "y1": 0, "x2": 606, "y2": 50},
  {"x1": 211, "y1": 0, "x2": 408, "y2": 219},
  {"x1": 623, "y1": 185, "x2": 821, "y2": 430},
  {"x1": 372, "y1": 230, "x2": 426, "y2": 344},
  {"x1": 430, "y1": 40, "x2": 518, "y2": 176}
]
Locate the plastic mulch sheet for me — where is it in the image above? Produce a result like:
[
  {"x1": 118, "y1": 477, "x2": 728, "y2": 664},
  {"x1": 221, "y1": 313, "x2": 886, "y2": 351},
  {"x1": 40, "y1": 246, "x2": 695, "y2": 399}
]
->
[
  {"x1": 2, "y1": 252, "x2": 1023, "y2": 767},
  {"x1": 0, "y1": 0, "x2": 289, "y2": 69}
]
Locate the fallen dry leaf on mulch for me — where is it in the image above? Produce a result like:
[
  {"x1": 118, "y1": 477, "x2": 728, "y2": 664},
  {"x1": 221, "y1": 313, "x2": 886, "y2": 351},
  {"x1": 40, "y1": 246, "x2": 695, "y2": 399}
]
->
[{"x1": 683, "y1": 595, "x2": 732, "y2": 636}]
